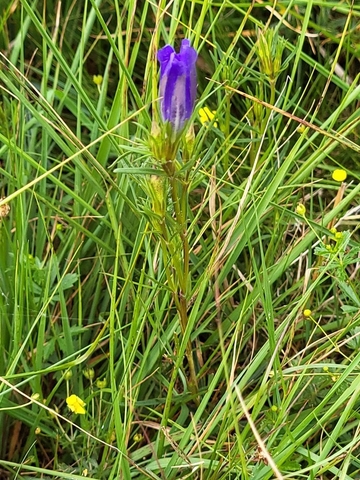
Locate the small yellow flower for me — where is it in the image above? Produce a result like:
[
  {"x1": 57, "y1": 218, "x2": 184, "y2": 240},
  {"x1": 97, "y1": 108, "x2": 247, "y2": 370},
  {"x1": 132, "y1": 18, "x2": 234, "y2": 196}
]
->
[
  {"x1": 133, "y1": 433, "x2": 143, "y2": 443},
  {"x1": 332, "y1": 169, "x2": 347, "y2": 182},
  {"x1": 296, "y1": 203, "x2": 306, "y2": 216},
  {"x1": 296, "y1": 124, "x2": 306, "y2": 134},
  {"x1": 270, "y1": 405, "x2": 278, "y2": 412},
  {"x1": 93, "y1": 74, "x2": 103, "y2": 86},
  {"x1": 199, "y1": 107, "x2": 217, "y2": 127},
  {"x1": 303, "y1": 309, "x2": 312, "y2": 318},
  {"x1": 66, "y1": 394, "x2": 86, "y2": 415},
  {"x1": 35, "y1": 427, "x2": 41, "y2": 435}
]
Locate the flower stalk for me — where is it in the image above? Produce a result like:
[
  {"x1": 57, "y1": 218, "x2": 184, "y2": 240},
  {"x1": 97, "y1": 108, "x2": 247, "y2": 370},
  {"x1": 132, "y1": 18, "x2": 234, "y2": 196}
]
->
[{"x1": 148, "y1": 38, "x2": 199, "y2": 396}]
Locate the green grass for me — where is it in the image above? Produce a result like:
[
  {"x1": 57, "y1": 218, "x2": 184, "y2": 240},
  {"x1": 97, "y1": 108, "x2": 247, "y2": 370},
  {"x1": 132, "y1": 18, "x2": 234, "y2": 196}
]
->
[{"x1": 1, "y1": 0, "x2": 360, "y2": 479}]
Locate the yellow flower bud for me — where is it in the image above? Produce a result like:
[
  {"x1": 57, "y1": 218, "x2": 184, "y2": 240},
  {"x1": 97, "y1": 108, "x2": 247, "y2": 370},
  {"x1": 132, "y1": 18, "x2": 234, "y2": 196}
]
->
[
  {"x1": 297, "y1": 125, "x2": 306, "y2": 134},
  {"x1": 133, "y1": 433, "x2": 143, "y2": 442},
  {"x1": 303, "y1": 309, "x2": 312, "y2": 318},
  {"x1": 96, "y1": 378, "x2": 107, "y2": 389},
  {"x1": 63, "y1": 369, "x2": 73, "y2": 380},
  {"x1": 296, "y1": 203, "x2": 306, "y2": 216},
  {"x1": 93, "y1": 74, "x2": 103, "y2": 86}
]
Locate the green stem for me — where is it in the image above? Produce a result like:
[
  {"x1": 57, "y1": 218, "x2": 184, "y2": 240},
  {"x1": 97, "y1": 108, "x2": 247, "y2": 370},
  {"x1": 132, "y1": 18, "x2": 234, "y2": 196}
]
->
[
  {"x1": 250, "y1": 79, "x2": 276, "y2": 166},
  {"x1": 261, "y1": 79, "x2": 276, "y2": 136},
  {"x1": 168, "y1": 174, "x2": 198, "y2": 395},
  {"x1": 156, "y1": 171, "x2": 198, "y2": 458},
  {"x1": 223, "y1": 92, "x2": 231, "y2": 172},
  {"x1": 179, "y1": 294, "x2": 198, "y2": 395},
  {"x1": 158, "y1": 220, "x2": 177, "y2": 295},
  {"x1": 168, "y1": 175, "x2": 188, "y2": 292}
]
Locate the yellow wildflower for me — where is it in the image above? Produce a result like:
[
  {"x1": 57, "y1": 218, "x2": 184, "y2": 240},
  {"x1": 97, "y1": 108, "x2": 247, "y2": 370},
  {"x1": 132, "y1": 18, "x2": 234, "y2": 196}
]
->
[
  {"x1": 303, "y1": 309, "x2": 312, "y2": 318},
  {"x1": 296, "y1": 124, "x2": 306, "y2": 134},
  {"x1": 296, "y1": 203, "x2": 306, "y2": 216},
  {"x1": 66, "y1": 394, "x2": 86, "y2": 415},
  {"x1": 199, "y1": 107, "x2": 217, "y2": 127},
  {"x1": 93, "y1": 74, "x2": 103, "y2": 86},
  {"x1": 332, "y1": 169, "x2": 347, "y2": 182},
  {"x1": 133, "y1": 433, "x2": 143, "y2": 443}
]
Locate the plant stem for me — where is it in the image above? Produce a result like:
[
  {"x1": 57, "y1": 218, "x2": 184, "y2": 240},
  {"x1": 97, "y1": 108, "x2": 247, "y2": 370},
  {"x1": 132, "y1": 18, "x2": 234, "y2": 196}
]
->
[{"x1": 168, "y1": 174, "x2": 198, "y2": 395}]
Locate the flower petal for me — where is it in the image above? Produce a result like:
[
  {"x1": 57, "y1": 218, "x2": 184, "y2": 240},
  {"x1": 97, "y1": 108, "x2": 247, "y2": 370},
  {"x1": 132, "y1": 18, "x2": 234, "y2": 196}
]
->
[
  {"x1": 157, "y1": 45, "x2": 175, "y2": 75},
  {"x1": 157, "y1": 39, "x2": 197, "y2": 133},
  {"x1": 66, "y1": 394, "x2": 86, "y2": 415}
]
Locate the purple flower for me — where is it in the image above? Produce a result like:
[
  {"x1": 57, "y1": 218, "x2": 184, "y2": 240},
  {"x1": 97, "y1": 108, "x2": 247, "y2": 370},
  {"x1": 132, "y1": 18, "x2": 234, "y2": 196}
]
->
[{"x1": 157, "y1": 39, "x2": 197, "y2": 134}]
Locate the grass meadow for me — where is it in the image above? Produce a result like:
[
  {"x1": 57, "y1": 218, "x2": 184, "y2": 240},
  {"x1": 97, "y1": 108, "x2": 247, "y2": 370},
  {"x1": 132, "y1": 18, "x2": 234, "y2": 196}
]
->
[{"x1": 1, "y1": 0, "x2": 360, "y2": 478}]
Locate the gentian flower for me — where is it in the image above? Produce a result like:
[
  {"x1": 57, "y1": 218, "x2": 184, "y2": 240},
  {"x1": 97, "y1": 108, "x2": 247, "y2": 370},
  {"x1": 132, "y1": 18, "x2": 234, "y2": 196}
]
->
[{"x1": 157, "y1": 39, "x2": 197, "y2": 134}]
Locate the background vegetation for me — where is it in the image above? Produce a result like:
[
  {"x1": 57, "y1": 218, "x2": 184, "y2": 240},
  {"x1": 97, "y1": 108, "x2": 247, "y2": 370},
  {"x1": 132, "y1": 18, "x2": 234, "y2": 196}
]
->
[{"x1": 1, "y1": 0, "x2": 360, "y2": 478}]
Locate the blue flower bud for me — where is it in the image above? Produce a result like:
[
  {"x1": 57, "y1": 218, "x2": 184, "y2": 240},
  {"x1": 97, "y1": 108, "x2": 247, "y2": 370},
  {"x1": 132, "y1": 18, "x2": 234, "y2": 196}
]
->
[{"x1": 157, "y1": 39, "x2": 197, "y2": 134}]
